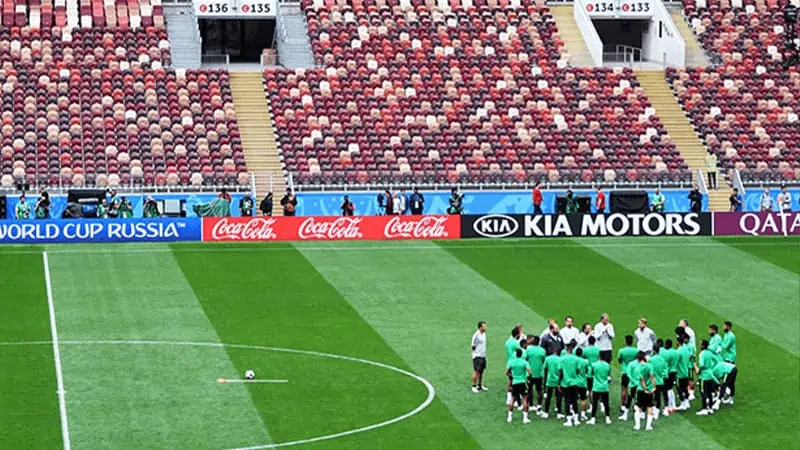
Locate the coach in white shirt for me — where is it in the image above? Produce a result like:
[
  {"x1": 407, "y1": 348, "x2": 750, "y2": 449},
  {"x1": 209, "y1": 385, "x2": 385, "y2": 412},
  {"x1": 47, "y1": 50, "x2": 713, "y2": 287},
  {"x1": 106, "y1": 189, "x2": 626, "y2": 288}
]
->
[
  {"x1": 576, "y1": 323, "x2": 593, "y2": 349},
  {"x1": 679, "y1": 319, "x2": 696, "y2": 351},
  {"x1": 635, "y1": 317, "x2": 657, "y2": 354},
  {"x1": 559, "y1": 316, "x2": 580, "y2": 346},
  {"x1": 594, "y1": 313, "x2": 615, "y2": 363}
]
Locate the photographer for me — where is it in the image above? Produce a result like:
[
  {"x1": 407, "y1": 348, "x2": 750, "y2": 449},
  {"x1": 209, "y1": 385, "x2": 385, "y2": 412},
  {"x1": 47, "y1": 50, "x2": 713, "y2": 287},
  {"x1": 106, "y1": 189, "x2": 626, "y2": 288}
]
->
[
  {"x1": 280, "y1": 188, "x2": 297, "y2": 216},
  {"x1": 260, "y1": 192, "x2": 274, "y2": 216},
  {"x1": 565, "y1": 190, "x2": 579, "y2": 214},
  {"x1": 341, "y1": 195, "x2": 355, "y2": 216},
  {"x1": 107, "y1": 189, "x2": 121, "y2": 218},
  {"x1": 688, "y1": 185, "x2": 703, "y2": 213},
  {"x1": 239, "y1": 192, "x2": 254, "y2": 217},
  {"x1": 15, "y1": 194, "x2": 30, "y2": 219},
  {"x1": 118, "y1": 196, "x2": 133, "y2": 218},
  {"x1": 447, "y1": 188, "x2": 464, "y2": 215},
  {"x1": 143, "y1": 196, "x2": 160, "y2": 218},
  {"x1": 409, "y1": 187, "x2": 425, "y2": 215},
  {"x1": 34, "y1": 191, "x2": 51, "y2": 219}
]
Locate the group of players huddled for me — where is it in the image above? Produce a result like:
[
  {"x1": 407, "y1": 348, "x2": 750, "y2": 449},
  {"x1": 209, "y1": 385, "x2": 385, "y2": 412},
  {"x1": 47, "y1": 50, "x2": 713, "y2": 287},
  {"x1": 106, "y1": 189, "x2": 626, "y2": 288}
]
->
[{"x1": 470, "y1": 315, "x2": 738, "y2": 430}]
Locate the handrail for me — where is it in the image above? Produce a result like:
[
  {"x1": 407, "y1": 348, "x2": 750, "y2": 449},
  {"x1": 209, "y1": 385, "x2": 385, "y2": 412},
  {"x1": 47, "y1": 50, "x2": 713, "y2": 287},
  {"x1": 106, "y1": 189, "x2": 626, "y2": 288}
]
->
[
  {"x1": 201, "y1": 53, "x2": 230, "y2": 66},
  {"x1": 284, "y1": 179, "x2": 695, "y2": 193},
  {"x1": 733, "y1": 169, "x2": 746, "y2": 196},
  {"x1": 1, "y1": 183, "x2": 254, "y2": 196},
  {"x1": 697, "y1": 169, "x2": 708, "y2": 194},
  {"x1": 573, "y1": 0, "x2": 603, "y2": 66}
]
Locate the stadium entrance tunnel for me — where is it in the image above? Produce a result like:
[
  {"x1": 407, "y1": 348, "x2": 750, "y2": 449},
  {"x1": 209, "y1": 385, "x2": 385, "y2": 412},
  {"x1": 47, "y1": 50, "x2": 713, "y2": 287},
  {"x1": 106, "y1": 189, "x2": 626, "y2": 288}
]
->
[{"x1": 199, "y1": 18, "x2": 275, "y2": 63}]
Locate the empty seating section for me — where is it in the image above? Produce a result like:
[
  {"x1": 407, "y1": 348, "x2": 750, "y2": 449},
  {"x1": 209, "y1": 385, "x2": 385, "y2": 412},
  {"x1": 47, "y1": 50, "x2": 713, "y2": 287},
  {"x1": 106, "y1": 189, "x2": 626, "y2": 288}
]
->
[
  {"x1": 0, "y1": 0, "x2": 250, "y2": 188},
  {"x1": 669, "y1": 0, "x2": 800, "y2": 182},
  {"x1": 0, "y1": 68, "x2": 246, "y2": 188},
  {"x1": 266, "y1": 0, "x2": 689, "y2": 186}
]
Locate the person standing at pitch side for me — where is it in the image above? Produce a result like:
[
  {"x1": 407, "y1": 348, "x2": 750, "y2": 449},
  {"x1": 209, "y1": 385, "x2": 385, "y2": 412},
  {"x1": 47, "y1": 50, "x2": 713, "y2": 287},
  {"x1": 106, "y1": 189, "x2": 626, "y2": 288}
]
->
[
  {"x1": 471, "y1": 321, "x2": 488, "y2": 393},
  {"x1": 594, "y1": 313, "x2": 616, "y2": 369}
]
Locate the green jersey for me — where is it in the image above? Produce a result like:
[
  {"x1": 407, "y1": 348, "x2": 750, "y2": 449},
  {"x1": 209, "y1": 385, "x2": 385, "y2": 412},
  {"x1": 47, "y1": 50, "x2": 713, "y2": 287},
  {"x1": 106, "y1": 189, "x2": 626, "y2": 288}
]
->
[
  {"x1": 712, "y1": 361, "x2": 735, "y2": 380},
  {"x1": 637, "y1": 362, "x2": 655, "y2": 391},
  {"x1": 15, "y1": 202, "x2": 29, "y2": 219},
  {"x1": 505, "y1": 337, "x2": 521, "y2": 362},
  {"x1": 627, "y1": 360, "x2": 640, "y2": 388},
  {"x1": 576, "y1": 358, "x2": 589, "y2": 388},
  {"x1": 708, "y1": 334, "x2": 723, "y2": 356},
  {"x1": 648, "y1": 354, "x2": 667, "y2": 386},
  {"x1": 525, "y1": 345, "x2": 547, "y2": 378},
  {"x1": 544, "y1": 354, "x2": 562, "y2": 388},
  {"x1": 97, "y1": 204, "x2": 106, "y2": 218},
  {"x1": 583, "y1": 346, "x2": 601, "y2": 376},
  {"x1": 662, "y1": 348, "x2": 679, "y2": 373},
  {"x1": 507, "y1": 357, "x2": 531, "y2": 385},
  {"x1": 560, "y1": 353, "x2": 582, "y2": 388},
  {"x1": 676, "y1": 344, "x2": 692, "y2": 378},
  {"x1": 698, "y1": 349, "x2": 720, "y2": 383},
  {"x1": 722, "y1": 331, "x2": 737, "y2": 363},
  {"x1": 617, "y1": 346, "x2": 638, "y2": 372},
  {"x1": 590, "y1": 361, "x2": 611, "y2": 393}
]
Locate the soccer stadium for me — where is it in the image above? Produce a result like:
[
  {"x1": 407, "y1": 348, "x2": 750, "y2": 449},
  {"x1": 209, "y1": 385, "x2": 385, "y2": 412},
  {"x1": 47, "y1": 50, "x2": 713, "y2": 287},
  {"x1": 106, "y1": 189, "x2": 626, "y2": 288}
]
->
[{"x1": 0, "y1": 0, "x2": 798, "y2": 448}]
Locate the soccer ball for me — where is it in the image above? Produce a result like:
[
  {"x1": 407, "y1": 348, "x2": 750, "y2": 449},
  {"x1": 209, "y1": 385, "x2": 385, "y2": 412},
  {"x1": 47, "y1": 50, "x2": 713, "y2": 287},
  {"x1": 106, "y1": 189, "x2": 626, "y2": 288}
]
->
[{"x1": 245, "y1": 370, "x2": 255, "y2": 380}]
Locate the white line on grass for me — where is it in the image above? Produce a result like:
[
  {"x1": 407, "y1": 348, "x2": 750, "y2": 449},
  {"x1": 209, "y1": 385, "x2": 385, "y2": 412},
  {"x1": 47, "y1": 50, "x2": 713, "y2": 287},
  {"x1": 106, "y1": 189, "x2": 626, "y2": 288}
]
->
[
  {"x1": 217, "y1": 379, "x2": 289, "y2": 384},
  {"x1": 0, "y1": 239, "x2": 794, "y2": 256},
  {"x1": 42, "y1": 251, "x2": 71, "y2": 450},
  {"x1": 0, "y1": 339, "x2": 436, "y2": 450}
]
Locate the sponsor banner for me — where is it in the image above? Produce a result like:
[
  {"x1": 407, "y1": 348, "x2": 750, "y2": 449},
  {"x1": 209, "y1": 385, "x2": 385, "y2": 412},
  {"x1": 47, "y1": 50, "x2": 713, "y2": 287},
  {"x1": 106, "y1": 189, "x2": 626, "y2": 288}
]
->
[
  {"x1": 202, "y1": 215, "x2": 460, "y2": 242},
  {"x1": 714, "y1": 212, "x2": 800, "y2": 236},
  {"x1": 0, "y1": 218, "x2": 202, "y2": 244},
  {"x1": 462, "y1": 213, "x2": 712, "y2": 238}
]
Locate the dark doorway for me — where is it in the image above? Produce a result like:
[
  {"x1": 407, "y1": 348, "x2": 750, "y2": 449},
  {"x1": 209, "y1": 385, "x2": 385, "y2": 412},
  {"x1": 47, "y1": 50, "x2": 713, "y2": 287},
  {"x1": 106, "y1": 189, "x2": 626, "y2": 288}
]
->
[
  {"x1": 199, "y1": 19, "x2": 275, "y2": 63},
  {"x1": 593, "y1": 19, "x2": 648, "y2": 61}
]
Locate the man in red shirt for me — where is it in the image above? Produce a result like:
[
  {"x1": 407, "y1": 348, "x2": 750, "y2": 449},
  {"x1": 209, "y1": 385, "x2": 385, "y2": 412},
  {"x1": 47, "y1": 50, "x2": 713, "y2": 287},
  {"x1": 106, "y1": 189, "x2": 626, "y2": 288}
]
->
[
  {"x1": 532, "y1": 182, "x2": 543, "y2": 215},
  {"x1": 595, "y1": 186, "x2": 606, "y2": 214}
]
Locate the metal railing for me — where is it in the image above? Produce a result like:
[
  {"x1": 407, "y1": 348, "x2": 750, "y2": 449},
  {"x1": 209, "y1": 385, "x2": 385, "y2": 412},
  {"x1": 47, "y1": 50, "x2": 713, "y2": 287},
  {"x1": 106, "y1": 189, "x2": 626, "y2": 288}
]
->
[
  {"x1": 697, "y1": 169, "x2": 708, "y2": 194},
  {"x1": 603, "y1": 45, "x2": 642, "y2": 67},
  {"x1": 201, "y1": 53, "x2": 230, "y2": 66},
  {"x1": 288, "y1": 179, "x2": 695, "y2": 193},
  {"x1": 732, "y1": 168, "x2": 746, "y2": 196}
]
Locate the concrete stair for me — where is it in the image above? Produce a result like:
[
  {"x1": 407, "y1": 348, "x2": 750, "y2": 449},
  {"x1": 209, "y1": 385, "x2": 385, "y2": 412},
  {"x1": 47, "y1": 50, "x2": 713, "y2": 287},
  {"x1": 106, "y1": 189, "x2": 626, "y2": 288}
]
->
[
  {"x1": 164, "y1": 5, "x2": 201, "y2": 68},
  {"x1": 229, "y1": 72, "x2": 286, "y2": 212},
  {"x1": 667, "y1": 7, "x2": 711, "y2": 67},
  {"x1": 550, "y1": 5, "x2": 596, "y2": 67},
  {"x1": 635, "y1": 69, "x2": 730, "y2": 211},
  {"x1": 277, "y1": 11, "x2": 315, "y2": 68}
]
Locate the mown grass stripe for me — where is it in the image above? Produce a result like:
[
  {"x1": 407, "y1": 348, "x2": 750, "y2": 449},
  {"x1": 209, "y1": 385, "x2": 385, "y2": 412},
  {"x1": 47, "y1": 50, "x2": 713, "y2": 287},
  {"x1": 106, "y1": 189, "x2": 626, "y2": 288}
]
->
[
  {"x1": 582, "y1": 237, "x2": 799, "y2": 356},
  {"x1": 172, "y1": 242, "x2": 478, "y2": 450},
  {"x1": 714, "y1": 237, "x2": 800, "y2": 275},
  {"x1": 299, "y1": 240, "x2": 723, "y2": 450},
  {"x1": 0, "y1": 249, "x2": 62, "y2": 450},
  {"x1": 43, "y1": 244, "x2": 272, "y2": 450},
  {"x1": 442, "y1": 238, "x2": 798, "y2": 450}
]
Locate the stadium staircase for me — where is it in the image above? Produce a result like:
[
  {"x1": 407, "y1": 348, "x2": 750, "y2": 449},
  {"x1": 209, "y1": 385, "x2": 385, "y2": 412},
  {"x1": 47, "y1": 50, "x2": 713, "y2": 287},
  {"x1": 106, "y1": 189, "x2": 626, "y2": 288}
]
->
[
  {"x1": 635, "y1": 69, "x2": 730, "y2": 211},
  {"x1": 276, "y1": 3, "x2": 316, "y2": 69},
  {"x1": 164, "y1": 5, "x2": 202, "y2": 68},
  {"x1": 550, "y1": 5, "x2": 596, "y2": 67},
  {"x1": 666, "y1": 6, "x2": 711, "y2": 67},
  {"x1": 230, "y1": 72, "x2": 286, "y2": 210}
]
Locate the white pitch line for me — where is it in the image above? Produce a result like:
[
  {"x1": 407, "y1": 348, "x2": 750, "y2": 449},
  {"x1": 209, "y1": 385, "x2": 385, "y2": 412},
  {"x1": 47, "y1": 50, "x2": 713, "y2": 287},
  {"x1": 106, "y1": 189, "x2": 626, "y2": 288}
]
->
[
  {"x1": 42, "y1": 251, "x2": 71, "y2": 450},
  {"x1": 218, "y1": 379, "x2": 289, "y2": 384}
]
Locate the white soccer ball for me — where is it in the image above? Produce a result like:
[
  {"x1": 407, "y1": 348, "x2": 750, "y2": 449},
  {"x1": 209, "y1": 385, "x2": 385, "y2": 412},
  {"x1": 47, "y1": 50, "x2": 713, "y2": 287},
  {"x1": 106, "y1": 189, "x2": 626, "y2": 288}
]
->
[{"x1": 245, "y1": 370, "x2": 255, "y2": 380}]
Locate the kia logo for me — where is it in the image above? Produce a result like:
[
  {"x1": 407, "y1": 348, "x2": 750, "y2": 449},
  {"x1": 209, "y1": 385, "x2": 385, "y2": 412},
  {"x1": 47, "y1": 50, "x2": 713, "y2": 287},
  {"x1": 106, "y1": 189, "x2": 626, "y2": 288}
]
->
[{"x1": 472, "y1": 214, "x2": 519, "y2": 238}]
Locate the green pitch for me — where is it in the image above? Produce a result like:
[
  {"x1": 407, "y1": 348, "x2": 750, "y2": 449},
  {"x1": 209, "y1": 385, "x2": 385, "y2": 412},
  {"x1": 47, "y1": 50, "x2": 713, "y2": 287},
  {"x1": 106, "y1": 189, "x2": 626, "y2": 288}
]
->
[{"x1": 1, "y1": 237, "x2": 798, "y2": 449}]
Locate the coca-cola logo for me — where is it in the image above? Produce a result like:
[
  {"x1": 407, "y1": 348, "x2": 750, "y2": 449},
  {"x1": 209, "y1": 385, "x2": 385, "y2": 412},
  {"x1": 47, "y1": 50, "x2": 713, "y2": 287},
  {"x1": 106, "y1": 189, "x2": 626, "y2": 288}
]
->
[
  {"x1": 210, "y1": 217, "x2": 278, "y2": 240},
  {"x1": 384, "y1": 216, "x2": 450, "y2": 239},
  {"x1": 298, "y1": 217, "x2": 364, "y2": 240}
]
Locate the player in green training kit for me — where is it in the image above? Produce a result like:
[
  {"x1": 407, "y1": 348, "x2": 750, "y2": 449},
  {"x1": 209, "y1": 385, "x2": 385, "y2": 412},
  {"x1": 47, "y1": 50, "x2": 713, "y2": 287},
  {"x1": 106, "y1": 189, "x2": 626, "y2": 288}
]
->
[
  {"x1": 505, "y1": 326, "x2": 523, "y2": 406},
  {"x1": 583, "y1": 336, "x2": 601, "y2": 415},
  {"x1": 620, "y1": 354, "x2": 640, "y2": 421},
  {"x1": 560, "y1": 342, "x2": 582, "y2": 427},
  {"x1": 713, "y1": 360, "x2": 738, "y2": 405},
  {"x1": 617, "y1": 335, "x2": 638, "y2": 419},
  {"x1": 587, "y1": 358, "x2": 612, "y2": 424},
  {"x1": 634, "y1": 351, "x2": 656, "y2": 431},
  {"x1": 506, "y1": 348, "x2": 532, "y2": 423},
  {"x1": 525, "y1": 336, "x2": 546, "y2": 412},
  {"x1": 541, "y1": 351, "x2": 563, "y2": 419},
  {"x1": 721, "y1": 321, "x2": 737, "y2": 364},
  {"x1": 708, "y1": 324, "x2": 723, "y2": 357},
  {"x1": 648, "y1": 342, "x2": 668, "y2": 419},
  {"x1": 696, "y1": 339, "x2": 721, "y2": 416},
  {"x1": 675, "y1": 334, "x2": 692, "y2": 410},
  {"x1": 575, "y1": 348, "x2": 590, "y2": 421},
  {"x1": 661, "y1": 339, "x2": 679, "y2": 413}
]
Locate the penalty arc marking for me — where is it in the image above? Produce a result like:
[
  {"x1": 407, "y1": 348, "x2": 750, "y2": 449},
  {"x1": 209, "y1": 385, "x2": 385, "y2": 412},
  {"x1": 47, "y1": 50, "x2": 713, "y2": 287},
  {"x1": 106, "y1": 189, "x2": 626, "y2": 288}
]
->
[{"x1": 0, "y1": 340, "x2": 436, "y2": 450}]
